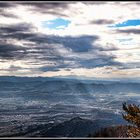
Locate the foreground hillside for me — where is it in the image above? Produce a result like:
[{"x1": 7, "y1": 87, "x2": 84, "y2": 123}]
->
[
  {"x1": 90, "y1": 125, "x2": 128, "y2": 137},
  {"x1": 0, "y1": 117, "x2": 127, "y2": 137}
]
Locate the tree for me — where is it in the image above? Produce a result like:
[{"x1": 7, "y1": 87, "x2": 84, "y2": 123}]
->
[{"x1": 122, "y1": 102, "x2": 140, "y2": 137}]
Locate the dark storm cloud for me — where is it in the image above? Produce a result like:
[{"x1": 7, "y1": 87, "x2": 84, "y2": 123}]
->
[
  {"x1": 20, "y1": 2, "x2": 72, "y2": 17},
  {"x1": 82, "y1": 1, "x2": 108, "y2": 5},
  {"x1": 0, "y1": 24, "x2": 99, "y2": 52},
  {"x1": 78, "y1": 55, "x2": 121, "y2": 68},
  {"x1": 91, "y1": 19, "x2": 114, "y2": 25},
  {"x1": 5, "y1": 32, "x2": 117, "y2": 52},
  {"x1": 0, "y1": 24, "x2": 32, "y2": 59},
  {"x1": 0, "y1": 2, "x2": 18, "y2": 18},
  {"x1": 117, "y1": 29, "x2": 140, "y2": 34},
  {"x1": 116, "y1": 62, "x2": 140, "y2": 74},
  {"x1": 0, "y1": 23, "x2": 35, "y2": 33},
  {"x1": 0, "y1": 3, "x2": 14, "y2": 8},
  {"x1": 0, "y1": 11, "x2": 18, "y2": 18},
  {"x1": 43, "y1": 35, "x2": 99, "y2": 52},
  {"x1": 40, "y1": 65, "x2": 65, "y2": 72},
  {"x1": 39, "y1": 52, "x2": 121, "y2": 72},
  {"x1": 0, "y1": 21, "x2": 120, "y2": 72},
  {"x1": 0, "y1": 23, "x2": 33, "y2": 59},
  {"x1": 0, "y1": 42, "x2": 26, "y2": 59},
  {"x1": 135, "y1": 2, "x2": 140, "y2": 5},
  {"x1": 114, "y1": 2, "x2": 140, "y2": 6}
]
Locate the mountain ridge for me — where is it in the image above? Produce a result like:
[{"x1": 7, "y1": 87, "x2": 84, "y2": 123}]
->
[{"x1": 0, "y1": 75, "x2": 140, "y2": 84}]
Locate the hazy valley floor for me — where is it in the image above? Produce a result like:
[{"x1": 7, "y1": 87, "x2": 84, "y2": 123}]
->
[{"x1": 0, "y1": 76, "x2": 139, "y2": 137}]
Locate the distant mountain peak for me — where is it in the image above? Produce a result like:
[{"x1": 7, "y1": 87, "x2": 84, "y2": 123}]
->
[{"x1": 70, "y1": 116, "x2": 83, "y2": 121}]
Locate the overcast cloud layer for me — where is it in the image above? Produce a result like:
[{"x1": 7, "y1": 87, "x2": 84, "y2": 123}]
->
[{"x1": 0, "y1": 1, "x2": 140, "y2": 79}]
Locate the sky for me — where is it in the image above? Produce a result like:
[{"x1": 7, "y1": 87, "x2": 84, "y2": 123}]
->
[{"x1": 0, "y1": 1, "x2": 140, "y2": 80}]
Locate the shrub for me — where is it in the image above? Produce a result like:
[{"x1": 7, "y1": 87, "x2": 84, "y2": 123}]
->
[{"x1": 122, "y1": 102, "x2": 140, "y2": 137}]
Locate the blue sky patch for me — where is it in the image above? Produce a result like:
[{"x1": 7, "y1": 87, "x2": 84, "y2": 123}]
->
[
  {"x1": 42, "y1": 18, "x2": 71, "y2": 30},
  {"x1": 108, "y1": 19, "x2": 140, "y2": 28}
]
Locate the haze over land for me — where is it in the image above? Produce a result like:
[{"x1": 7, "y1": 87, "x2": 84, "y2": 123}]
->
[{"x1": 0, "y1": 76, "x2": 139, "y2": 137}]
